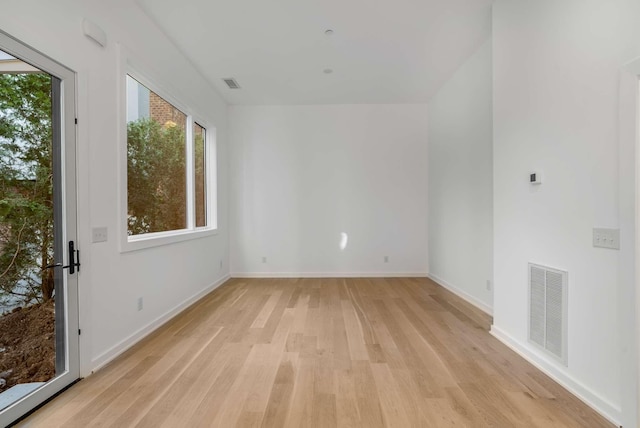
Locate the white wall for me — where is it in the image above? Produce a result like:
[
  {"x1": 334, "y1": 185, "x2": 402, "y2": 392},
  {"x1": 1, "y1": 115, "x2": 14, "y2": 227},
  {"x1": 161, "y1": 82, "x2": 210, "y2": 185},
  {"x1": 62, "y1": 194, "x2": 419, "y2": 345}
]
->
[
  {"x1": 491, "y1": 1, "x2": 640, "y2": 425},
  {"x1": 427, "y1": 39, "x2": 493, "y2": 314},
  {"x1": 229, "y1": 105, "x2": 428, "y2": 276},
  {"x1": 0, "y1": 0, "x2": 229, "y2": 373}
]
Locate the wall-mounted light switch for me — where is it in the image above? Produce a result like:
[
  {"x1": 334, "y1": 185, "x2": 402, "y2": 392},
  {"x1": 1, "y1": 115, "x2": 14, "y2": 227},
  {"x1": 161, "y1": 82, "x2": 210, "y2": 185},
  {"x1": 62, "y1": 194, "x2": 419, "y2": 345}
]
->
[
  {"x1": 593, "y1": 228, "x2": 620, "y2": 250},
  {"x1": 92, "y1": 227, "x2": 108, "y2": 243}
]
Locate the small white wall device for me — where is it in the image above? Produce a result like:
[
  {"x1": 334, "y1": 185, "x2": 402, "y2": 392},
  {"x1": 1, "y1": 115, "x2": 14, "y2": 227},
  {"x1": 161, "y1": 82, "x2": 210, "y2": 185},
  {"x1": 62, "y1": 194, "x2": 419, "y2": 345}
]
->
[
  {"x1": 82, "y1": 19, "x2": 107, "y2": 48},
  {"x1": 529, "y1": 172, "x2": 542, "y2": 185}
]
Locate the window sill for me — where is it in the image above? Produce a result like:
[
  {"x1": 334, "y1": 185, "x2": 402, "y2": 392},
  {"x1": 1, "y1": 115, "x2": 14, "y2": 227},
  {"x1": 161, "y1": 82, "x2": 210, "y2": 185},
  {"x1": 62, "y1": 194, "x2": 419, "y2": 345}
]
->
[{"x1": 120, "y1": 227, "x2": 218, "y2": 253}]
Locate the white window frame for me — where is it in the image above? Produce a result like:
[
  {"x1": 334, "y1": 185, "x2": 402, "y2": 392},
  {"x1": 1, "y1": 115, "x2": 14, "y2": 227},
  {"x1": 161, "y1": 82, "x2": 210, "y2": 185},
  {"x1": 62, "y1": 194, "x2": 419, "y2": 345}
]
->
[{"x1": 117, "y1": 48, "x2": 217, "y2": 252}]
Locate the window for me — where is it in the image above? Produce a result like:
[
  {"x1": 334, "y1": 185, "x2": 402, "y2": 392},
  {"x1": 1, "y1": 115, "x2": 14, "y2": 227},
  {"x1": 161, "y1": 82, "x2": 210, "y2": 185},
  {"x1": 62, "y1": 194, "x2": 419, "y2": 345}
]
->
[
  {"x1": 193, "y1": 122, "x2": 207, "y2": 228},
  {"x1": 124, "y1": 74, "x2": 214, "y2": 247}
]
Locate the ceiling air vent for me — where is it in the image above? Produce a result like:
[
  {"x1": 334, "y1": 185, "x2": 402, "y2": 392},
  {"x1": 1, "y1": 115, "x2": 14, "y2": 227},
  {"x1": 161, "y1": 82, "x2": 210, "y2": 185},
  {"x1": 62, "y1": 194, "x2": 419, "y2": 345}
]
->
[
  {"x1": 528, "y1": 263, "x2": 568, "y2": 365},
  {"x1": 222, "y1": 78, "x2": 241, "y2": 89}
]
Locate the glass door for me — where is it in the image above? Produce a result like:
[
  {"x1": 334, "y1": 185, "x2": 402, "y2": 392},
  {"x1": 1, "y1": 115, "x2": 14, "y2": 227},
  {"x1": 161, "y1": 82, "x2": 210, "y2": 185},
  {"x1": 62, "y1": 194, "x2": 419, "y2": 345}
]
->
[{"x1": 0, "y1": 31, "x2": 79, "y2": 426}]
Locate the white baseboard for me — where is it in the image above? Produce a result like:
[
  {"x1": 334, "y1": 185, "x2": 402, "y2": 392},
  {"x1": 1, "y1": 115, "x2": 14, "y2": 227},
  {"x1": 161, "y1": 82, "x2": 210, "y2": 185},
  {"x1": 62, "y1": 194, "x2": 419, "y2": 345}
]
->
[
  {"x1": 230, "y1": 272, "x2": 428, "y2": 279},
  {"x1": 90, "y1": 274, "x2": 231, "y2": 372},
  {"x1": 427, "y1": 273, "x2": 493, "y2": 315},
  {"x1": 490, "y1": 325, "x2": 621, "y2": 426}
]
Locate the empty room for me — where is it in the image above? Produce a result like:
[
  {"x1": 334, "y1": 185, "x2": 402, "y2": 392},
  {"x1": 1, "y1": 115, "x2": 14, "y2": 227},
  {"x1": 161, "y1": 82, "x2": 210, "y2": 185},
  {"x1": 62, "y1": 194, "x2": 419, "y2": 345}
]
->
[{"x1": 0, "y1": 0, "x2": 639, "y2": 427}]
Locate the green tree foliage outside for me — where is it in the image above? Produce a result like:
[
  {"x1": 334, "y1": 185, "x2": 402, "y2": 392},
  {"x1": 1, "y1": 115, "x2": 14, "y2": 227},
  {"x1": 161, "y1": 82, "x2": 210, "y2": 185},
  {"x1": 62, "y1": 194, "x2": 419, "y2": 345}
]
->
[
  {"x1": 127, "y1": 118, "x2": 187, "y2": 235},
  {"x1": 0, "y1": 73, "x2": 55, "y2": 308}
]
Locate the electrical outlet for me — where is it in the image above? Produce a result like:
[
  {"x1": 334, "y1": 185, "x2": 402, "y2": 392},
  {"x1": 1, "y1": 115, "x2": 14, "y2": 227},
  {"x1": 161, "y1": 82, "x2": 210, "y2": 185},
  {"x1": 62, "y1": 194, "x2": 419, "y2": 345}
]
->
[
  {"x1": 384, "y1": 256, "x2": 389, "y2": 263},
  {"x1": 92, "y1": 227, "x2": 108, "y2": 243},
  {"x1": 262, "y1": 256, "x2": 267, "y2": 263},
  {"x1": 486, "y1": 280, "x2": 492, "y2": 291},
  {"x1": 593, "y1": 228, "x2": 620, "y2": 250},
  {"x1": 137, "y1": 297, "x2": 143, "y2": 311}
]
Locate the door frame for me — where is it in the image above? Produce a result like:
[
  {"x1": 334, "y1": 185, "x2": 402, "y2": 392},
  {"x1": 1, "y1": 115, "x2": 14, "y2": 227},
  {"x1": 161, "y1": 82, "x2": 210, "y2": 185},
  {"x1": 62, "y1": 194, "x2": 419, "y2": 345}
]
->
[
  {"x1": 618, "y1": 56, "x2": 640, "y2": 428},
  {"x1": 0, "y1": 30, "x2": 80, "y2": 426}
]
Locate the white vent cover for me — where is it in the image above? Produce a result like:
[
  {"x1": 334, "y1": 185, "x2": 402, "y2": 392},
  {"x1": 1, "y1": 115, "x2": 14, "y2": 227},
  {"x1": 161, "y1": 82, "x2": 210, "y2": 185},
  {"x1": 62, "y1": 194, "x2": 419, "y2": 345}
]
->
[
  {"x1": 222, "y1": 78, "x2": 240, "y2": 89},
  {"x1": 528, "y1": 263, "x2": 568, "y2": 365}
]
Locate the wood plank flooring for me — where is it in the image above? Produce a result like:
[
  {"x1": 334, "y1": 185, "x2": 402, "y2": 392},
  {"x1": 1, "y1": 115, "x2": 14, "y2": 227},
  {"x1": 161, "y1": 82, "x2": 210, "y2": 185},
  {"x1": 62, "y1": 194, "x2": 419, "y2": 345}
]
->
[{"x1": 17, "y1": 278, "x2": 613, "y2": 427}]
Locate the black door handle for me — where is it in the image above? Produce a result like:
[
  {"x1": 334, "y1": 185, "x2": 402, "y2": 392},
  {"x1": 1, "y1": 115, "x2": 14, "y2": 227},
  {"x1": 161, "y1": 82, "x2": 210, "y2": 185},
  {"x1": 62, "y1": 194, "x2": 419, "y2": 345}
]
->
[
  {"x1": 64, "y1": 241, "x2": 80, "y2": 274},
  {"x1": 42, "y1": 241, "x2": 80, "y2": 274},
  {"x1": 43, "y1": 263, "x2": 62, "y2": 270}
]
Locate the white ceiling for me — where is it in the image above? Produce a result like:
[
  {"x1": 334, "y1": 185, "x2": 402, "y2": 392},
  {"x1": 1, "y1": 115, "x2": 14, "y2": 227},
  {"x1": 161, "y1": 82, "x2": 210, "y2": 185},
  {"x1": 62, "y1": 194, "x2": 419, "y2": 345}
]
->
[{"x1": 137, "y1": 0, "x2": 492, "y2": 105}]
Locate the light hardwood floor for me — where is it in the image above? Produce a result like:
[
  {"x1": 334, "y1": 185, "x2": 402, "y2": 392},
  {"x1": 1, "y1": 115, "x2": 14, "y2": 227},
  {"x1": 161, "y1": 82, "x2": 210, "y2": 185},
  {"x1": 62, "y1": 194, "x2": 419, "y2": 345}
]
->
[{"x1": 17, "y1": 278, "x2": 612, "y2": 427}]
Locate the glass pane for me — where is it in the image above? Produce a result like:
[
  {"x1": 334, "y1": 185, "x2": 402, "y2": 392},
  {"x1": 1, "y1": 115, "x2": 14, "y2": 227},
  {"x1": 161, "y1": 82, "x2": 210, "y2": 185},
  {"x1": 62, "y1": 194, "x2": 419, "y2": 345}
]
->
[
  {"x1": 194, "y1": 123, "x2": 206, "y2": 228},
  {"x1": 0, "y1": 49, "x2": 56, "y2": 404},
  {"x1": 126, "y1": 75, "x2": 187, "y2": 235}
]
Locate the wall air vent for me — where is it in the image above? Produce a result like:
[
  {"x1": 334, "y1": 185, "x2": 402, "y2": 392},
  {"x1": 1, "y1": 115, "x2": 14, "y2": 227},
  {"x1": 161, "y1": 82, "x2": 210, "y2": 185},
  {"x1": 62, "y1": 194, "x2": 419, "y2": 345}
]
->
[
  {"x1": 222, "y1": 78, "x2": 241, "y2": 89},
  {"x1": 528, "y1": 263, "x2": 568, "y2": 365}
]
